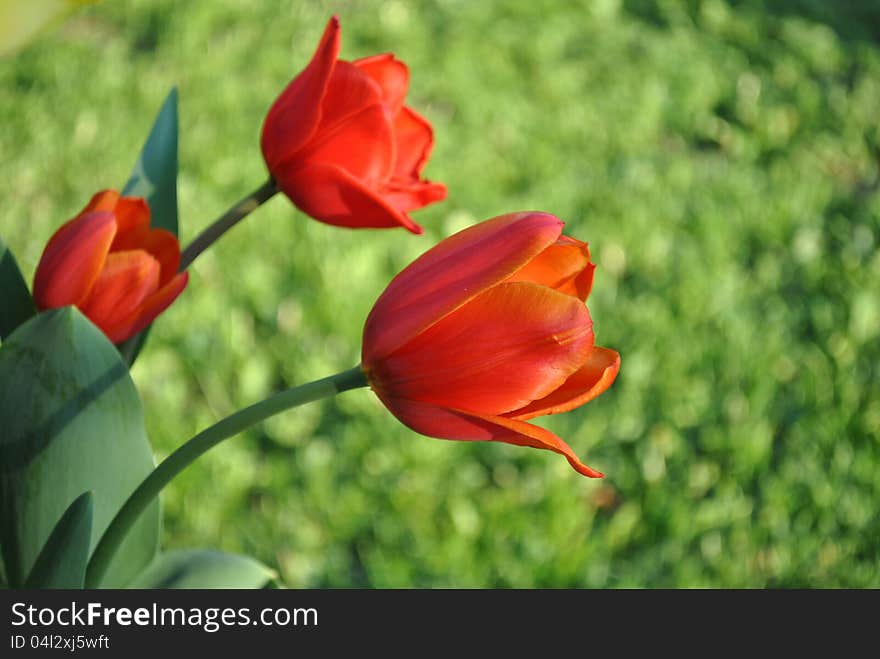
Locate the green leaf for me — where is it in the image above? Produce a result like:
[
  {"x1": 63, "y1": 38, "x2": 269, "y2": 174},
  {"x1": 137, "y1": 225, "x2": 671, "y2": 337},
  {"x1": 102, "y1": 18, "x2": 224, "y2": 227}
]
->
[
  {"x1": 117, "y1": 328, "x2": 148, "y2": 366},
  {"x1": 0, "y1": 307, "x2": 160, "y2": 588},
  {"x1": 0, "y1": 236, "x2": 37, "y2": 341},
  {"x1": 130, "y1": 550, "x2": 277, "y2": 589},
  {"x1": 122, "y1": 88, "x2": 179, "y2": 236},
  {"x1": 118, "y1": 87, "x2": 179, "y2": 365},
  {"x1": 24, "y1": 491, "x2": 93, "y2": 588}
]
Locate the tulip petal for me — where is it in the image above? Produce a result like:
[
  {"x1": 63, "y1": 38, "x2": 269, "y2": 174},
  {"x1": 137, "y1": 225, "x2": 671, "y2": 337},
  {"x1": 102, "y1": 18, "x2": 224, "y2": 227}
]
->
[
  {"x1": 108, "y1": 196, "x2": 151, "y2": 251},
  {"x1": 353, "y1": 53, "x2": 409, "y2": 115},
  {"x1": 373, "y1": 282, "x2": 593, "y2": 415},
  {"x1": 79, "y1": 250, "x2": 160, "y2": 343},
  {"x1": 82, "y1": 189, "x2": 120, "y2": 214},
  {"x1": 466, "y1": 410, "x2": 605, "y2": 478},
  {"x1": 125, "y1": 271, "x2": 189, "y2": 342},
  {"x1": 392, "y1": 106, "x2": 435, "y2": 180},
  {"x1": 33, "y1": 211, "x2": 117, "y2": 309},
  {"x1": 510, "y1": 347, "x2": 621, "y2": 421},
  {"x1": 296, "y1": 101, "x2": 394, "y2": 187},
  {"x1": 314, "y1": 60, "x2": 385, "y2": 137},
  {"x1": 273, "y1": 161, "x2": 423, "y2": 233},
  {"x1": 382, "y1": 178, "x2": 448, "y2": 214},
  {"x1": 374, "y1": 393, "x2": 602, "y2": 478},
  {"x1": 506, "y1": 236, "x2": 594, "y2": 301},
  {"x1": 261, "y1": 16, "x2": 341, "y2": 170},
  {"x1": 362, "y1": 212, "x2": 563, "y2": 363},
  {"x1": 568, "y1": 262, "x2": 596, "y2": 301},
  {"x1": 140, "y1": 228, "x2": 182, "y2": 284}
]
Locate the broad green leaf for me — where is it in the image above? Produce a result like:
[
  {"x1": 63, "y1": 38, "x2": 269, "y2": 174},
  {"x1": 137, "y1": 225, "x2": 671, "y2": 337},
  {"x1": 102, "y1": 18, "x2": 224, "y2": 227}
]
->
[
  {"x1": 0, "y1": 307, "x2": 159, "y2": 588},
  {"x1": 130, "y1": 550, "x2": 277, "y2": 589},
  {"x1": 122, "y1": 88, "x2": 179, "y2": 236},
  {"x1": 0, "y1": 236, "x2": 36, "y2": 341},
  {"x1": 118, "y1": 87, "x2": 179, "y2": 365},
  {"x1": 24, "y1": 491, "x2": 93, "y2": 588}
]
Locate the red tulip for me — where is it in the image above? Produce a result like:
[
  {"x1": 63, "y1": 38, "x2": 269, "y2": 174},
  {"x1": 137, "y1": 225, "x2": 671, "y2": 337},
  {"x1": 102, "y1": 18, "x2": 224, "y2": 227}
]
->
[
  {"x1": 33, "y1": 190, "x2": 188, "y2": 344},
  {"x1": 362, "y1": 212, "x2": 620, "y2": 477},
  {"x1": 261, "y1": 16, "x2": 447, "y2": 234}
]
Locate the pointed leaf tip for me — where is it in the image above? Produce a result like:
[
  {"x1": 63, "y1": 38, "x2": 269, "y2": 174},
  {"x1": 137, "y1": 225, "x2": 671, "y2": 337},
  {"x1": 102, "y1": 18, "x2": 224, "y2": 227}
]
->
[{"x1": 0, "y1": 236, "x2": 37, "y2": 341}]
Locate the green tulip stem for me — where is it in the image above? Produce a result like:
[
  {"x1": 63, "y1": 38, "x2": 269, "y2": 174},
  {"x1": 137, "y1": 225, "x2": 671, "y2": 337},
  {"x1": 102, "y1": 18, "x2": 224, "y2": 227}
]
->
[
  {"x1": 179, "y1": 178, "x2": 278, "y2": 270},
  {"x1": 84, "y1": 365, "x2": 368, "y2": 588}
]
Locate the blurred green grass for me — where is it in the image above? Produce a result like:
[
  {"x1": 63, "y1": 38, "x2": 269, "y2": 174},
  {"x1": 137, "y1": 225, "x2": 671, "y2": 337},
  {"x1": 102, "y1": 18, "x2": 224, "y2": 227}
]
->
[{"x1": 2, "y1": 0, "x2": 879, "y2": 587}]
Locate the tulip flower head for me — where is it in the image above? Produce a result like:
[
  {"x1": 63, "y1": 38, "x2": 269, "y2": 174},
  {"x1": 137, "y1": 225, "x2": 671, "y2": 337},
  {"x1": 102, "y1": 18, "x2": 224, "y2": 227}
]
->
[
  {"x1": 33, "y1": 190, "x2": 188, "y2": 344},
  {"x1": 261, "y1": 16, "x2": 447, "y2": 234},
  {"x1": 362, "y1": 212, "x2": 620, "y2": 477}
]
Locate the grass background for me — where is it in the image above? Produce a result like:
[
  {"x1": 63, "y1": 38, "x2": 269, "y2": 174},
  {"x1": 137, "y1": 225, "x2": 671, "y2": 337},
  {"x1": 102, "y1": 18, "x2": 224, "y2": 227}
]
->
[{"x1": 2, "y1": 0, "x2": 879, "y2": 587}]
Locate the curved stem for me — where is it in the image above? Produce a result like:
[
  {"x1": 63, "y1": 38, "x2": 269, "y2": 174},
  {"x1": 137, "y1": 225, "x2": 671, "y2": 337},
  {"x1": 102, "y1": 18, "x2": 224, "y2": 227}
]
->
[
  {"x1": 85, "y1": 365, "x2": 368, "y2": 588},
  {"x1": 179, "y1": 178, "x2": 278, "y2": 271}
]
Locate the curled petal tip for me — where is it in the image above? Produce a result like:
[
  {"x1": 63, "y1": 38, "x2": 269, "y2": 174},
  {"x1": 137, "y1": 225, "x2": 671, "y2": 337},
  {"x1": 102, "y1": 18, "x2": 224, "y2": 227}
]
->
[
  {"x1": 569, "y1": 458, "x2": 604, "y2": 479},
  {"x1": 322, "y1": 15, "x2": 342, "y2": 50},
  {"x1": 275, "y1": 162, "x2": 422, "y2": 231},
  {"x1": 511, "y1": 347, "x2": 620, "y2": 421},
  {"x1": 322, "y1": 16, "x2": 341, "y2": 40}
]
